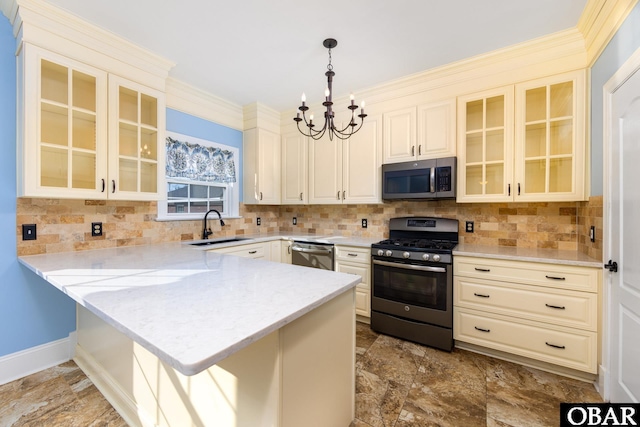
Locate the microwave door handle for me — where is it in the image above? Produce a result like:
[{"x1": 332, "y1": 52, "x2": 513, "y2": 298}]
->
[
  {"x1": 430, "y1": 167, "x2": 436, "y2": 193},
  {"x1": 373, "y1": 259, "x2": 446, "y2": 273}
]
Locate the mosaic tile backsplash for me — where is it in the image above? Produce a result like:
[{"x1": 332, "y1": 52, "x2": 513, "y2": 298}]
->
[{"x1": 16, "y1": 197, "x2": 603, "y2": 261}]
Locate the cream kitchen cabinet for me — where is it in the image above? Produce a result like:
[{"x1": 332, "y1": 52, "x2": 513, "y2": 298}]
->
[
  {"x1": 208, "y1": 241, "x2": 270, "y2": 260},
  {"x1": 335, "y1": 245, "x2": 371, "y2": 319},
  {"x1": 308, "y1": 115, "x2": 382, "y2": 204},
  {"x1": 17, "y1": 44, "x2": 165, "y2": 200},
  {"x1": 382, "y1": 99, "x2": 456, "y2": 164},
  {"x1": 281, "y1": 131, "x2": 308, "y2": 205},
  {"x1": 453, "y1": 255, "x2": 600, "y2": 374},
  {"x1": 243, "y1": 128, "x2": 281, "y2": 204},
  {"x1": 457, "y1": 70, "x2": 586, "y2": 203}
]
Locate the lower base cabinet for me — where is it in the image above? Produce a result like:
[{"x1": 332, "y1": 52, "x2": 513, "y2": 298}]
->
[
  {"x1": 334, "y1": 245, "x2": 371, "y2": 318},
  {"x1": 453, "y1": 256, "x2": 600, "y2": 374}
]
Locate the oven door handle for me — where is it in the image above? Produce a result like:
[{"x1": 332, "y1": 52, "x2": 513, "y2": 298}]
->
[{"x1": 373, "y1": 259, "x2": 446, "y2": 273}]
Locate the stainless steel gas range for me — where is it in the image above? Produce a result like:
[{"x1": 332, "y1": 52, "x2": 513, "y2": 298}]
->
[{"x1": 370, "y1": 217, "x2": 459, "y2": 351}]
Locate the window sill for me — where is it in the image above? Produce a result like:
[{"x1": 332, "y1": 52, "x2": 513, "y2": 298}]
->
[{"x1": 155, "y1": 215, "x2": 243, "y2": 222}]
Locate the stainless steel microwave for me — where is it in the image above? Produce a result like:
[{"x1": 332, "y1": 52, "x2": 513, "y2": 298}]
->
[{"x1": 382, "y1": 157, "x2": 456, "y2": 200}]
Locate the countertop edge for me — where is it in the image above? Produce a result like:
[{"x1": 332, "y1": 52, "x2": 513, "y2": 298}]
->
[{"x1": 453, "y1": 245, "x2": 603, "y2": 268}]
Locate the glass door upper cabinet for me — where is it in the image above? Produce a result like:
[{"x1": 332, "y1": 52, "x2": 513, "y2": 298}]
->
[
  {"x1": 456, "y1": 86, "x2": 514, "y2": 202},
  {"x1": 515, "y1": 70, "x2": 586, "y2": 201},
  {"x1": 108, "y1": 76, "x2": 165, "y2": 200},
  {"x1": 20, "y1": 45, "x2": 108, "y2": 198}
]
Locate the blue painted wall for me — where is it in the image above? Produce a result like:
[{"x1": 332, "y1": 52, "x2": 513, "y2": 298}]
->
[
  {"x1": 166, "y1": 109, "x2": 243, "y2": 201},
  {"x1": 0, "y1": 16, "x2": 76, "y2": 358},
  {"x1": 590, "y1": 2, "x2": 640, "y2": 196}
]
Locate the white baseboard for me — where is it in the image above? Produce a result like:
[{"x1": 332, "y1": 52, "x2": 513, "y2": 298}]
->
[
  {"x1": 0, "y1": 332, "x2": 76, "y2": 386},
  {"x1": 596, "y1": 364, "x2": 609, "y2": 401}
]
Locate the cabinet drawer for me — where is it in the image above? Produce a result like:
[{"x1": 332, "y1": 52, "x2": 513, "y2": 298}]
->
[
  {"x1": 454, "y1": 308, "x2": 597, "y2": 373},
  {"x1": 454, "y1": 256, "x2": 599, "y2": 292},
  {"x1": 335, "y1": 246, "x2": 370, "y2": 264},
  {"x1": 209, "y1": 242, "x2": 265, "y2": 259},
  {"x1": 454, "y1": 277, "x2": 597, "y2": 331}
]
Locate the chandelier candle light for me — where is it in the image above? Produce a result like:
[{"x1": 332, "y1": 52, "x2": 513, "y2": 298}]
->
[{"x1": 294, "y1": 38, "x2": 366, "y2": 140}]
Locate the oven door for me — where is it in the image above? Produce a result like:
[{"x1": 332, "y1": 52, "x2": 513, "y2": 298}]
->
[{"x1": 371, "y1": 257, "x2": 452, "y2": 327}]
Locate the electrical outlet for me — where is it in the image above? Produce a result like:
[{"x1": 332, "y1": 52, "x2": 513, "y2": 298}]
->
[
  {"x1": 466, "y1": 221, "x2": 474, "y2": 233},
  {"x1": 590, "y1": 226, "x2": 596, "y2": 242},
  {"x1": 91, "y1": 222, "x2": 103, "y2": 237},
  {"x1": 22, "y1": 224, "x2": 37, "y2": 241},
  {"x1": 256, "y1": 217, "x2": 261, "y2": 226},
  {"x1": 293, "y1": 217, "x2": 297, "y2": 225},
  {"x1": 362, "y1": 218, "x2": 368, "y2": 228}
]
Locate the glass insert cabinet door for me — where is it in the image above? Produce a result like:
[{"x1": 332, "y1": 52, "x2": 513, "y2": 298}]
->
[
  {"x1": 108, "y1": 75, "x2": 165, "y2": 200},
  {"x1": 22, "y1": 45, "x2": 108, "y2": 198},
  {"x1": 457, "y1": 86, "x2": 514, "y2": 202},
  {"x1": 514, "y1": 70, "x2": 586, "y2": 201}
]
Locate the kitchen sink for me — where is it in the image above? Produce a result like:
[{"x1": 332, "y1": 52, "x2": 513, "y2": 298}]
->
[{"x1": 188, "y1": 238, "x2": 250, "y2": 246}]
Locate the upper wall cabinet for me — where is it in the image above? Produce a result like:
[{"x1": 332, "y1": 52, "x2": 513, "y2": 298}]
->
[
  {"x1": 17, "y1": 45, "x2": 166, "y2": 200},
  {"x1": 281, "y1": 131, "x2": 308, "y2": 205},
  {"x1": 243, "y1": 127, "x2": 281, "y2": 204},
  {"x1": 383, "y1": 99, "x2": 456, "y2": 164},
  {"x1": 456, "y1": 70, "x2": 586, "y2": 203}
]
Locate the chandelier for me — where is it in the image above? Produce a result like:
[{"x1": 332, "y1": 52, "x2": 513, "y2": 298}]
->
[{"x1": 294, "y1": 38, "x2": 366, "y2": 141}]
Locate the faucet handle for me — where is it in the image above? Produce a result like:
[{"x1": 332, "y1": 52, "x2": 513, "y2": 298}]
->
[{"x1": 206, "y1": 228, "x2": 213, "y2": 237}]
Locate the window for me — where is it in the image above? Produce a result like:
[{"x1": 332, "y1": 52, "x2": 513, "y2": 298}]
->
[{"x1": 158, "y1": 132, "x2": 239, "y2": 221}]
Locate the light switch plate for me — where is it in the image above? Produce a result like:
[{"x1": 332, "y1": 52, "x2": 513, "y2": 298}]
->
[{"x1": 22, "y1": 224, "x2": 37, "y2": 240}]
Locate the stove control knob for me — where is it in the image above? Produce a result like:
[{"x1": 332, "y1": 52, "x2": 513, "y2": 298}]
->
[
  {"x1": 422, "y1": 253, "x2": 430, "y2": 261},
  {"x1": 402, "y1": 251, "x2": 411, "y2": 259},
  {"x1": 377, "y1": 249, "x2": 384, "y2": 256},
  {"x1": 385, "y1": 250, "x2": 393, "y2": 257},
  {"x1": 432, "y1": 254, "x2": 441, "y2": 262}
]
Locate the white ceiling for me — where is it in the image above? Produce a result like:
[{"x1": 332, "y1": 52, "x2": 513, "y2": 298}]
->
[{"x1": 45, "y1": 0, "x2": 588, "y2": 112}]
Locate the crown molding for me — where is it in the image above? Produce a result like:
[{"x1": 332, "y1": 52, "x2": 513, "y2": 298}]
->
[
  {"x1": 578, "y1": 0, "x2": 639, "y2": 66},
  {"x1": 243, "y1": 103, "x2": 281, "y2": 133},
  {"x1": 166, "y1": 77, "x2": 243, "y2": 131},
  {"x1": 13, "y1": 0, "x2": 174, "y2": 89},
  {"x1": 0, "y1": 0, "x2": 18, "y2": 23}
]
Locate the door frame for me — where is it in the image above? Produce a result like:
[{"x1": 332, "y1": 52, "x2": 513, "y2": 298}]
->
[{"x1": 601, "y1": 44, "x2": 640, "y2": 401}]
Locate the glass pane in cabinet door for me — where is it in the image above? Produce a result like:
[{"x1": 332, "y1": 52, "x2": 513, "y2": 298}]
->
[
  {"x1": 140, "y1": 129, "x2": 157, "y2": 160},
  {"x1": 466, "y1": 132, "x2": 483, "y2": 163},
  {"x1": 549, "y1": 158, "x2": 573, "y2": 192},
  {"x1": 525, "y1": 87, "x2": 546, "y2": 122},
  {"x1": 41, "y1": 60, "x2": 68, "y2": 104},
  {"x1": 550, "y1": 82, "x2": 573, "y2": 118},
  {"x1": 119, "y1": 123, "x2": 138, "y2": 157},
  {"x1": 466, "y1": 100, "x2": 483, "y2": 131},
  {"x1": 525, "y1": 123, "x2": 546, "y2": 157},
  {"x1": 485, "y1": 164, "x2": 504, "y2": 194},
  {"x1": 550, "y1": 119, "x2": 573, "y2": 155},
  {"x1": 119, "y1": 87, "x2": 138, "y2": 122},
  {"x1": 71, "y1": 151, "x2": 96, "y2": 189},
  {"x1": 486, "y1": 96, "x2": 504, "y2": 128},
  {"x1": 465, "y1": 165, "x2": 483, "y2": 195},
  {"x1": 41, "y1": 146, "x2": 68, "y2": 187},
  {"x1": 72, "y1": 111, "x2": 96, "y2": 150},
  {"x1": 119, "y1": 158, "x2": 138, "y2": 192},
  {"x1": 486, "y1": 129, "x2": 504, "y2": 162},
  {"x1": 525, "y1": 159, "x2": 546, "y2": 193},
  {"x1": 72, "y1": 71, "x2": 96, "y2": 112},
  {"x1": 41, "y1": 104, "x2": 68, "y2": 146},
  {"x1": 140, "y1": 94, "x2": 157, "y2": 127},
  {"x1": 140, "y1": 162, "x2": 157, "y2": 193}
]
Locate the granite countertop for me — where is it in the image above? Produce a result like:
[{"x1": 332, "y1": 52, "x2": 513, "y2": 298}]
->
[
  {"x1": 18, "y1": 243, "x2": 361, "y2": 376},
  {"x1": 453, "y1": 243, "x2": 603, "y2": 268}
]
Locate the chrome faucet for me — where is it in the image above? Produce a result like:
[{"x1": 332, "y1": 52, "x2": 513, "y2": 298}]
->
[{"x1": 202, "y1": 209, "x2": 225, "y2": 239}]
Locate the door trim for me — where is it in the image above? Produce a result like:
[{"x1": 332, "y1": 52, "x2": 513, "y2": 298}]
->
[{"x1": 601, "y1": 43, "x2": 640, "y2": 401}]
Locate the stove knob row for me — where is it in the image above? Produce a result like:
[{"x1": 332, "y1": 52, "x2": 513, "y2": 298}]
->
[{"x1": 402, "y1": 251, "x2": 410, "y2": 259}]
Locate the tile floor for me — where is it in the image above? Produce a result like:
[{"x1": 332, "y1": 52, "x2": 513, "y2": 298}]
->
[{"x1": 1, "y1": 322, "x2": 603, "y2": 426}]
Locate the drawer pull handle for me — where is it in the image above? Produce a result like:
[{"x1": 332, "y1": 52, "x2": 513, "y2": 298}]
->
[
  {"x1": 545, "y1": 275, "x2": 566, "y2": 281},
  {"x1": 545, "y1": 303, "x2": 566, "y2": 310},
  {"x1": 348, "y1": 253, "x2": 358, "y2": 257},
  {"x1": 545, "y1": 342, "x2": 566, "y2": 350},
  {"x1": 475, "y1": 268, "x2": 491, "y2": 272},
  {"x1": 474, "y1": 293, "x2": 490, "y2": 298},
  {"x1": 248, "y1": 250, "x2": 257, "y2": 254},
  {"x1": 474, "y1": 326, "x2": 490, "y2": 333}
]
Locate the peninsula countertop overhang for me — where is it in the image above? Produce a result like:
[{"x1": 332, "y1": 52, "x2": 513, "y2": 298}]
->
[{"x1": 18, "y1": 242, "x2": 361, "y2": 376}]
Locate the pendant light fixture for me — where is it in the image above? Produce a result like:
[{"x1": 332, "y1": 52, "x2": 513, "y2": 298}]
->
[{"x1": 294, "y1": 38, "x2": 366, "y2": 141}]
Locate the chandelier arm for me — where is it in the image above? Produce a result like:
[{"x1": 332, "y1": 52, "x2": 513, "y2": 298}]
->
[
  {"x1": 332, "y1": 119, "x2": 365, "y2": 139},
  {"x1": 299, "y1": 109, "x2": 329, "y2": 138}
]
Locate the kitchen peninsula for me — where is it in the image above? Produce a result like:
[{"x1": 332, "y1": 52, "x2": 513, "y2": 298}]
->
[{"x1": 19, "y1": 243, "x2": 360, "y2": 427}]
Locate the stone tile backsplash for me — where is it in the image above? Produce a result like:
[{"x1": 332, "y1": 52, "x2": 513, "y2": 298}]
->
[{"x1": 16, "y1": 197, "x2": 603, "y2": 261}]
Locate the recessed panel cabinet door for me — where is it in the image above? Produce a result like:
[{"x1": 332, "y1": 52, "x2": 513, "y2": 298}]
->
[
  {"x1": 308, "y1": 132, "x2": 342, "y2": 204},
  {"x1": 281, "y1": 131, "x2": 308, "y2": 205},
  {"x1": 343, "y1": 115, "x2": 382, "y2": 203}
]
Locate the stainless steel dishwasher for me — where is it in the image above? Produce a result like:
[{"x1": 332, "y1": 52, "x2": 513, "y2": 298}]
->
[{"x1": 291, "y1": 241, "x2": 335, "y2": 270}]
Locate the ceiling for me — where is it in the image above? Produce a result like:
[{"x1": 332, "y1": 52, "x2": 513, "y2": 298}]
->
[{"x1": 45, "y1": 0, "x2": 589, "y2": 112}]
